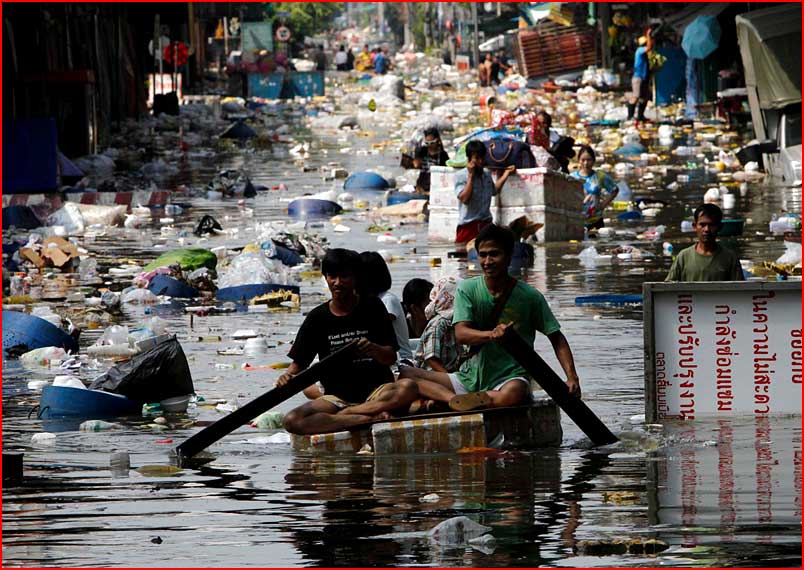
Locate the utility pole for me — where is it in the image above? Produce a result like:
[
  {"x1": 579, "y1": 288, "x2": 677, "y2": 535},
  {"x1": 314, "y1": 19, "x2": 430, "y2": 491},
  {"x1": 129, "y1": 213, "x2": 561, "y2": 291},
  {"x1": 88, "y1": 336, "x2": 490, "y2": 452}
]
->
[
  {"x1": 598, "y1": 3, "x2": 611, "y2": 69},
  {"x1": 378, "y1": 3, "x2": 385, "y2": 39},
  {"x1": 472, "y1": 1, "x2": 479, "y2": 67},
  {"x1": 403, "y1": 3, "x2": 412, "y2": 49}
]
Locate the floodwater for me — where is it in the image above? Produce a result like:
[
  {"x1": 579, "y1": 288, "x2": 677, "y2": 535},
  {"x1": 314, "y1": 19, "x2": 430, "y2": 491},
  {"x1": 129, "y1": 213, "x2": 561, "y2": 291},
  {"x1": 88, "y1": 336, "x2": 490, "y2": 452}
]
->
[{"x1": 2, "y1": 106, "x2": 802, "y2": 567}]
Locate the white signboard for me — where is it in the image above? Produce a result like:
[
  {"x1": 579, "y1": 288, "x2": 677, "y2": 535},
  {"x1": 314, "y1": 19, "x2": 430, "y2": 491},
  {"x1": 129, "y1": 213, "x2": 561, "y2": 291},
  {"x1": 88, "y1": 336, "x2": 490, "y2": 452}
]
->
[{"x1": 644, "y1": 282, "x2": 802, "y2": 421}]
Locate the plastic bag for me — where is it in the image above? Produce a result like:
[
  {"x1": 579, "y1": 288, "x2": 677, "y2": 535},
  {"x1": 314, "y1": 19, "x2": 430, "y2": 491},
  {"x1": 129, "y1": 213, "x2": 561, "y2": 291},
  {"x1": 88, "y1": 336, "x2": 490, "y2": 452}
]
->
[
  {"x1": 47, "y1": 203, "x2": 85, "y2": 235},
  {"x1": 77, "y1": 204, "x2": 127, "y2": 227},
  {"x1": 776, "y1": 241, "x2": 802, "y2": 266},
  {"x1": 217, "y1": 250, "x2": 287, "y2": 288},
  {"x1": 144, "y1": 247, "x2": 218, "y2": 273},
  {"x1": 20, "y1": 347, "x2": 68, "y2": 367},
  {"x1": 99, "y1": 325, "x2": 129, "y2": 345},
  {"x1": 121, "y1": 288, "x2": 159, "y2": 304},
  {"x1": 89, "y1": 337, "x2": 194, "y2": 402}
]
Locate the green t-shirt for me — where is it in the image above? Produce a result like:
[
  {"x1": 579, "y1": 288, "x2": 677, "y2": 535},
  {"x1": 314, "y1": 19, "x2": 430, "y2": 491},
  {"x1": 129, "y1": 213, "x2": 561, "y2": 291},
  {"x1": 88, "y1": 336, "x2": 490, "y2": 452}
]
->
[
  {"x1": 665, "y1": 244, "x2": 744, "y2": 282},
  {"x1": 452, "y1": 277, "x2": 561, "y2": 392}
]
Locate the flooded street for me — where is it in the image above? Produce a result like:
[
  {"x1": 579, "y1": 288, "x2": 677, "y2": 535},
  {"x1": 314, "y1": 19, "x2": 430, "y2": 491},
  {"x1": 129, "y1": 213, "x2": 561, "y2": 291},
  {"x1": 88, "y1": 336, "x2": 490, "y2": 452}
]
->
[{"x1": 3, "y1": 109, "x2": 801, "y2": 567}]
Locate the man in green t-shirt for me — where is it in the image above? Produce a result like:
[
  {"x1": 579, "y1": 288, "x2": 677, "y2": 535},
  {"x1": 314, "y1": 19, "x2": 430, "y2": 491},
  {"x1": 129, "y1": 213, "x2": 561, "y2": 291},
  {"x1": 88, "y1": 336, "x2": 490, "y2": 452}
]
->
[
  {"x1": 666, "y1": 203, "x2": 744, "y2": 282},
  {"x1": 400, "y1": 224, "x2": 582, "y2": 411}
]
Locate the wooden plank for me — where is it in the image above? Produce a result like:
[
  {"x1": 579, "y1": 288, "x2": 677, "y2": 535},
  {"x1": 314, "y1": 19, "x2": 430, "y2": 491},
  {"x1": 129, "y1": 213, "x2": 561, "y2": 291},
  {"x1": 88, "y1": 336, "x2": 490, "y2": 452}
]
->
[
  {"x1": 499, "y1": 329, "x2": 619, "y2": 446},
  {"x1": 175, "y1": 340, "x2": 358, "y2": 461}
]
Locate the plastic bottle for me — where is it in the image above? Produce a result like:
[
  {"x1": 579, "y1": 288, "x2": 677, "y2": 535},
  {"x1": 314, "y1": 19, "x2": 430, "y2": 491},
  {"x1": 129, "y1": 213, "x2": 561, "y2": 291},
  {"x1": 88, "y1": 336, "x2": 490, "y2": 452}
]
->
[
  {"x1": 680, "y1": 220, "x2": 694, "y2": 233},
  {"x1": 662, "y1": 242, "x2": 674, "y2": 256},
  {"x1": 109, "y1": 451, "x2": 131, "y2": 477},
  {"x1": 164, "y1": 204, "x2": 183, "y2": 216},
  {"x1": 9, "y1": 276, "x2": 23, "y2": 296}
]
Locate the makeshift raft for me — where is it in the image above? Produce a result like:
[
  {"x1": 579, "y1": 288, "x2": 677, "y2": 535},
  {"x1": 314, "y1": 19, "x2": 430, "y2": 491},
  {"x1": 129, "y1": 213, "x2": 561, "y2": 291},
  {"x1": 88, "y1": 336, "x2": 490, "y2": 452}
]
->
[{"x1": 291, "y1": 397, "x2": 562, "y2": 455}]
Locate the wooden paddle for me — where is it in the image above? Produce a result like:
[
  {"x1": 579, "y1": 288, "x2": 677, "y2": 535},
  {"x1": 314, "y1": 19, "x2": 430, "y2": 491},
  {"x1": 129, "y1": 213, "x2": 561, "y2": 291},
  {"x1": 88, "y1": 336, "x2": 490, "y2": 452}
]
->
[
  {"x1": 499, "y1": 328, "x2": 618, "y2": 446},
  {"x1": 176, "y1": 340, "x2": 358, "y2": 461}
]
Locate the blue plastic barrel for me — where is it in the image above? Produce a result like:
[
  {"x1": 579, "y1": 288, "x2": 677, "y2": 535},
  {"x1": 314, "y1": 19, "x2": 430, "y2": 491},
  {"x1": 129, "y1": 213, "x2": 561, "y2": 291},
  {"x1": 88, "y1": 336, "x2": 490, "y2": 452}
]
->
[
  {"x1": 216, "y1": 283, "x2": 300, "y2": 303},
  {"x1": 574, "y1": 294, "x2": 643, "y2": 306},
  {"x1": 39, "y1": 385, "x2": 142, "y2": 419},
  {"x1": 287, "y1": 198, "x2": 342, "y2": 217},
  {"x1": 344, "y1": 171, "x2": 389, "y2": 191},
  {"x1": 147, "y1": 275, "x2": 199, "y2": 298},
  {"x1": 2, "y1": 311, "x2": 78, "y2": 355}
]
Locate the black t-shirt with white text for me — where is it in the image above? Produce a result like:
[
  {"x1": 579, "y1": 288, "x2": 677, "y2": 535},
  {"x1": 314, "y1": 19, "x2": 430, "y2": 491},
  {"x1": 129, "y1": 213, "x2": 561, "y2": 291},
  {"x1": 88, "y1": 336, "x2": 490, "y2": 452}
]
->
[{"x1": 287, "y1": 296, "x2": 398, "y2": 403}]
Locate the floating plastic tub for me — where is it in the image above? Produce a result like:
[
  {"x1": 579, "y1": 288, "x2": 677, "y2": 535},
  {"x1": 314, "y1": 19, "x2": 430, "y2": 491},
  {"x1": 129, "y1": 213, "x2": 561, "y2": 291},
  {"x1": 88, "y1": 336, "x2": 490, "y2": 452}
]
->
[
  {"x1": 287, "y1": 198, "x2": 342, "y2": 218},
  {"x1": 343, "y1": 171, "x2": 389, "y2": 191},
  {"x1": 2, "y1": 311, "x2": 78, "y2": 355},
  {"x1": 38, "y1": 385, "x2": 142, "y2": 419},
  {"x1": 160, "y1": 394, "x2": 190, "y2": 413},
  {"x1": 216, "y1": 283, "x2": 301, "y2": 303},
  {"x1": 147, "y1": 275, "x2": 200, "y2": 299},
  {"x1": 574, "y1": 294, "x2": 643, "y2": 306}
]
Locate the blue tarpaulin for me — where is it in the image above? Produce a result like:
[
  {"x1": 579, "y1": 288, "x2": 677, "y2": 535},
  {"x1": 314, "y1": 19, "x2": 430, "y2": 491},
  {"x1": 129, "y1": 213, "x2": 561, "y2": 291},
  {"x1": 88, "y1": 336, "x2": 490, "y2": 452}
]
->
[{"x1": 3, "y1": 118, "x2": 58, "y2": 193}]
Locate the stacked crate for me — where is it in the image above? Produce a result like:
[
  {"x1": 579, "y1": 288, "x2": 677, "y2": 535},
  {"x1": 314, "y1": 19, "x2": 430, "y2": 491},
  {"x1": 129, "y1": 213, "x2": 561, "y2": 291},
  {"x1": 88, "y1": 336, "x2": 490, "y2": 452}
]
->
[{"x1": 428, "y1": 166, "x2": 585, "y2": 243}]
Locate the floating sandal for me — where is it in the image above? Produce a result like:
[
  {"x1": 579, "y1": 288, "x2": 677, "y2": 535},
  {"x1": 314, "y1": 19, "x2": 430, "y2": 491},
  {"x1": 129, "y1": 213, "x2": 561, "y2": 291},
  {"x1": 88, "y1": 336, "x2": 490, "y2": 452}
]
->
[{"x1": 449, "y1": 391, "x2": 492, "y2": 412}]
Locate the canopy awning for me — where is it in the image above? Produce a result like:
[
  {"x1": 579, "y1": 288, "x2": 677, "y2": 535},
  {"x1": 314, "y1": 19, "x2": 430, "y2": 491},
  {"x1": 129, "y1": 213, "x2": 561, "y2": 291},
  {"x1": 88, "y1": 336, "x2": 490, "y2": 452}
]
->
[
  {"x1": 736, "y1": 4, "x2": 801, "y2": 109},
  {"x1": 664, "y1": 3, "x2": 731, "y2": 33}
]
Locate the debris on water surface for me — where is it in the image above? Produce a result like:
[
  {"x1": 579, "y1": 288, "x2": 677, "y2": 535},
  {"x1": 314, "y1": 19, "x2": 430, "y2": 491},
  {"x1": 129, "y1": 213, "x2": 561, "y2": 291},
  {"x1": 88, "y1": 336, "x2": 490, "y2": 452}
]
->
[
  {"x1": 31, "y1": 432, "x2": 57, "y2": 446},
  {"x1": 576, "y1": 538, "x2": 669, "y2": 556},
  {"x1": 419, "y1": 493, "x2": 440, "y2": 503},
  {"x1": 136, "y1": 465, "x2": 181, "y2": 477},
  {"x1": 428, "y1": 516, "x2": 492, "y2": 546}
]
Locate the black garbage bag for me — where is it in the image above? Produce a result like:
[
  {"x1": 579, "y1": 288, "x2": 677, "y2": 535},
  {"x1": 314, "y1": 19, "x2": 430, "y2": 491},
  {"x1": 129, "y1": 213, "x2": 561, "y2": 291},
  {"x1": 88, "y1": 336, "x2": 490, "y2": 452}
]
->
[
  {"x1": 89, "y1": 337, "x2": 194, "y2": 402},
  {"x1": 194, "y1": 214, "x2": 222, "y2": 237},
  {"x1": 550, "y1": 135, "x2": 576, "y2": 174},
  {"x1": 220, "y1": 120, "x2": 256, "y2": 140}
]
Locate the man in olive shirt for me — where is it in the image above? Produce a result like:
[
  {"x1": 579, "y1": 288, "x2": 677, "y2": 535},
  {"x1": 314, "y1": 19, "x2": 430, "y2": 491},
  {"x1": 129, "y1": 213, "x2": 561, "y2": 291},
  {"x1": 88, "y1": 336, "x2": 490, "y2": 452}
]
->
[{"x1": 666, "y1": 204, "x2": 744, "y2": 282}]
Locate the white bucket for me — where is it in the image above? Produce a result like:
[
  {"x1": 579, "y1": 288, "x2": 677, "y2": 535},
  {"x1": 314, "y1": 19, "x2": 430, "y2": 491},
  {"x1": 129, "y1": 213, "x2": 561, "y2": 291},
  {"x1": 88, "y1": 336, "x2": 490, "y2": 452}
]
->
[
  {"x1": 722, "y1": 193, "x2": 736, "y2": 209},
  {"x1": 244, "y1": 337, "x2": 268, "y2": 356}
]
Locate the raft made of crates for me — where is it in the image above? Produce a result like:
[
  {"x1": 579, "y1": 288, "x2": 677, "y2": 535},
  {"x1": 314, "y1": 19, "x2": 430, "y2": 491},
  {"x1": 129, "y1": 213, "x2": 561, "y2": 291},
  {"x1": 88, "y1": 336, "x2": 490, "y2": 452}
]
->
[{"x1": 291, "y1": 397, "x2": 562, "y2": 455}]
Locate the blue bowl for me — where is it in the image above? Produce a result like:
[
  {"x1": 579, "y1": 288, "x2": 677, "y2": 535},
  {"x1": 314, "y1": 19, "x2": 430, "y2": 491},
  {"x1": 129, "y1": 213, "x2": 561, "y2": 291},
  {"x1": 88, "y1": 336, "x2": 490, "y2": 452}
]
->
[
  {"x1": 287, "y1": 198, "x2": 342, "y2": 218},
  {"x1": 343, "y1": 171, "x2": 389, "y2": 191},
  {"x1": 39, "y1": 385, "x2": 142, "y2": 419},
  {"x1": 147, "y1": 275, "x2": 200, "y2": 298},
  {"x1": 2, "y1": 311, "x2": 78, "y2": 355},
  {"x1": 216, "y1": 283, "x2": 300, "y2": 303}
]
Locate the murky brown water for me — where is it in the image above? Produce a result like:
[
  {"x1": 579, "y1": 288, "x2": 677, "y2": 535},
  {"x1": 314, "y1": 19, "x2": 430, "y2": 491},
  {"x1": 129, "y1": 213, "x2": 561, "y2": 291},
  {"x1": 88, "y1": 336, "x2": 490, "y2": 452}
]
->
[{"x1": 3, "y1": 98, "x2": 801, "y2": 566}]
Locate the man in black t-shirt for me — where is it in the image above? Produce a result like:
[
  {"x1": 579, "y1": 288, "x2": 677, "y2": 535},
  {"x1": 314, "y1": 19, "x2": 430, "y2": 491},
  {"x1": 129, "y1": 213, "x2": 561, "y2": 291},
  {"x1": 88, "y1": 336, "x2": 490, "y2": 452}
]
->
[{"x1": 279, "y1": 249, "x2": 418, "y2": 435}]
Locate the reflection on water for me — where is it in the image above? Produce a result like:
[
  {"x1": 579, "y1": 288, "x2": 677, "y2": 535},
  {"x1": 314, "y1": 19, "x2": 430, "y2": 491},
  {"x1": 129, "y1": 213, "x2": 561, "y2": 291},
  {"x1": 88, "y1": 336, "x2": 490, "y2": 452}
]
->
[{"x1": 3, "y1": 118, "x2": 802, "y2": 566}]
